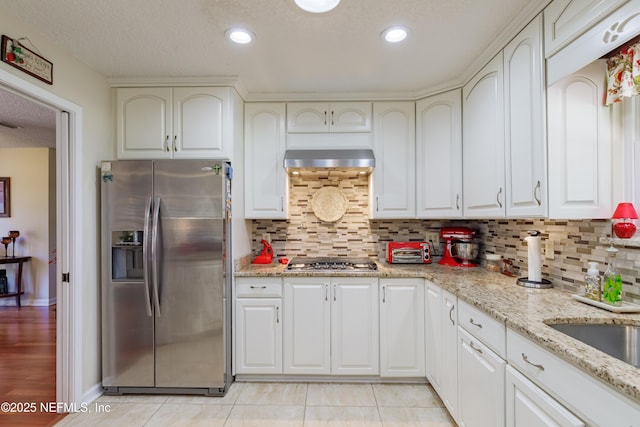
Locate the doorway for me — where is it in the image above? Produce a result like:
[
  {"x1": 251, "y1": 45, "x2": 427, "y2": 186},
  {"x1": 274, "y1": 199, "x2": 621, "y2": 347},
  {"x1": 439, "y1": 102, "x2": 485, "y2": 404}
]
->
[{"x1": 0, "y1": 67, "x2": 83, "y2": 407}]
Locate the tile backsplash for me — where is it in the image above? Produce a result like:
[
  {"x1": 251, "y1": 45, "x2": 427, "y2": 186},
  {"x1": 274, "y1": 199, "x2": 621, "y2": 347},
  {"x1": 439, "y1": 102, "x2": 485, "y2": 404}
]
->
[{"x1": 251, "y1": 174, "x2": 640, "y2": 304}]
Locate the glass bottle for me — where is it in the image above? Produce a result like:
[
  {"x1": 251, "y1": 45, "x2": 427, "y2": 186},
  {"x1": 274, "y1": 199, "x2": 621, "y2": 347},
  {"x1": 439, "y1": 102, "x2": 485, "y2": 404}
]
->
[
  {"x1": 584, "y1": 262, "x2": 601, "y2": 301},
  {"x1": 602, "y1": 246, "x2": 622, "y2": 306}
]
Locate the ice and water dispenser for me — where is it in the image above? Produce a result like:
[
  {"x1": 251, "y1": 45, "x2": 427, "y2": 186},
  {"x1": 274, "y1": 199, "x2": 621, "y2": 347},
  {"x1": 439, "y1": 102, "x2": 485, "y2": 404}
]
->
[{"x1": 111, "y1": 231, "x2": 144, "y2": 280}]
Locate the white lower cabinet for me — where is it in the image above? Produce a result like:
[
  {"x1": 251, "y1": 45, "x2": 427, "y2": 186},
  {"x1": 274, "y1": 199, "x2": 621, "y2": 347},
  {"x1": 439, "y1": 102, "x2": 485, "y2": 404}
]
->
[
  {"x1": 234, "y1": 278, "x2": 283, "y2": 375},
  {"x1": 283, "y1": 277, "x2": 379, "y2": 376},
  {"x1": 379, "y1": 278, "x2": 425, "y2": 377},
  {"x1": 424, "y1": 281, "x2": 458, "y2": 420},
  {"x1": 507, "y1": 329, "x2": 640, "y2": 426},
  {"x1": 458, "y1": 327, "x2": 506, "y2": 427},
  {"x1": 506, "y1": 365, "x2": 584, "y2": 427}
]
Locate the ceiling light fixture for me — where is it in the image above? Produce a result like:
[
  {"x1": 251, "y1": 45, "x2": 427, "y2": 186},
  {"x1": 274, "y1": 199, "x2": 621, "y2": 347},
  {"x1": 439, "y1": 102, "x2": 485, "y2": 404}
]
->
[
  {"x1": 381, "y1": 26, "x2": 409, "y2": 43},
  {"x1": 225, "y1": 28, "x2": 254, "y2": 44},
  {"x1": 294, "y1": 0, "x2": 340, "y2": 13}
]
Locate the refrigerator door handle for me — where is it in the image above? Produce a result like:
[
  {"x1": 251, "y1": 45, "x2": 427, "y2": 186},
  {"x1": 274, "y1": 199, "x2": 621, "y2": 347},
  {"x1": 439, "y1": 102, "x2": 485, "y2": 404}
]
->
[
  {"x1": 151, "y1": 197, "x2": 162, "y2": 316},
  {"x1": 142, "y1": 196, "x2": 153, "y2": 317}
]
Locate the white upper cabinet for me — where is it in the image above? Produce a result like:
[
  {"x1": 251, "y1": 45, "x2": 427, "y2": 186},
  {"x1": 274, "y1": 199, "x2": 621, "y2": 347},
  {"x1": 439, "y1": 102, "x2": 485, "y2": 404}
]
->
[
  {"x1": 244, "y1": 103, "x2": 288, "y2": 219},
  {"x1": 504, "y1": 15, "x2": 547, "y2": 217},
  {"x1": 544, "y1": 0, "x2": 631, "y2": 58},
  {"x1": 545, "y1": 0, "x2": 640, "y2": 84},
  {"x1": 547, "y1": 61, "x2": 612, "y2": 219},
  {"x1": 370, "y1": 101, "x2": 416, "y2": 219},
  {"x1": 286, "y1": 102, "x2": 372, "y2": 133},
  {"x1": 116, "y1": 87, "x2": 171, "y2": 158},
  {"x1": 462, "y1": 53, "x2": 506, "y2": 218},
  {"x1": 416, "y1": 89, "x2": 462, "y2": 218},
  {"x1": 116, "y1": 87, "x2": 232, "y2": 159}
]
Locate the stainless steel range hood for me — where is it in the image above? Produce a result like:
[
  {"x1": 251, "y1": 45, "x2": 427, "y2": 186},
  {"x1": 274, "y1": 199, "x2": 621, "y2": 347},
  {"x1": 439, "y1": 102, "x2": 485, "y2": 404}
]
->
[{"x1": 283, "y1": 149, "x2": 375, "y2": 175}]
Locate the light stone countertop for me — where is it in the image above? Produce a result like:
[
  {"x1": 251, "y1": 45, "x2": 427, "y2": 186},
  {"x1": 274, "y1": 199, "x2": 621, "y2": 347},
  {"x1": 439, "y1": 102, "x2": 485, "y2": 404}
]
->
[{"x1": 236, "y1": 261, "x2": 640, "y2": 405}]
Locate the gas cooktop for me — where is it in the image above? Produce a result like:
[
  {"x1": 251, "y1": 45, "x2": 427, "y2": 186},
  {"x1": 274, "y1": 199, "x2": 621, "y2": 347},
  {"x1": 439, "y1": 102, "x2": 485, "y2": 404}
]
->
[{"x1": 286, "y1": 257, "x2": 378, "y2": 271}]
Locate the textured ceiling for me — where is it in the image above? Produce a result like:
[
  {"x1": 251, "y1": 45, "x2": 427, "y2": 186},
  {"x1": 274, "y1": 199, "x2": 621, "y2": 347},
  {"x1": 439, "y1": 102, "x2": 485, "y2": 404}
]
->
[
  {"x1": 0, "y1": 0, "x2": 547, "y2": 97},
  {"x1": 0, "y1": 88, "x2": 56, "y2": 148}
]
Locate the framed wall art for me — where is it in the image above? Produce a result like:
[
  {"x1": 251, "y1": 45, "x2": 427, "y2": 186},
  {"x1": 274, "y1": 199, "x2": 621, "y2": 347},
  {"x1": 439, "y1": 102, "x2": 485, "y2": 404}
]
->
[{"x1": 0, "y1": 177, "x2": 10, "y2": 217}]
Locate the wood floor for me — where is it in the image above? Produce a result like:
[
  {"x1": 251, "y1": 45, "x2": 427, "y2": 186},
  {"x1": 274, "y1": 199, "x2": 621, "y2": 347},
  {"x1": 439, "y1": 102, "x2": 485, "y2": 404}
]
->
[{"x1": 0, "y1": 306, "x2": 66, "y2": 426}]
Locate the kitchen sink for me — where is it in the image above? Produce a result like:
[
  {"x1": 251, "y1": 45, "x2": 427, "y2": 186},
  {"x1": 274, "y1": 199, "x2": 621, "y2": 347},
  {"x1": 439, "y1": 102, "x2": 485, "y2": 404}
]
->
[{"x1": 547, "y1": 323, "x2": 640, "y2": 368}]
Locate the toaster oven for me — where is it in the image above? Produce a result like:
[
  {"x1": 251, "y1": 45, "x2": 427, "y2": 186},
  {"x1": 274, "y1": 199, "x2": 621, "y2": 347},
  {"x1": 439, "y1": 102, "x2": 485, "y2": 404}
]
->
[{"x1": 387, "y1": 241, "x2": 432, "y2": 264}]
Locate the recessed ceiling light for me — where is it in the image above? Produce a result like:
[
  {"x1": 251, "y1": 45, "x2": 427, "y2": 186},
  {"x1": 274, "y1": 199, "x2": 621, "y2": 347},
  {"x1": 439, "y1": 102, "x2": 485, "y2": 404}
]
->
[
  {"x1": 295, "y1": 0, "x2": 340, "y2": 13},
  {"x1": 225, "y1": 28, "x2": 254, "y2": 44},
  {"x1": 381, "y1": 26, "x2": 409, "y2": 43}
]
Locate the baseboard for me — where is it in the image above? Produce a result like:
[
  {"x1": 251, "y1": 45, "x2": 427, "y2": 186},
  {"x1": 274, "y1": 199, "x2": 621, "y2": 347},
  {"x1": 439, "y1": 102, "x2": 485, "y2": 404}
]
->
[
  {"x1": 0, "y1": 298, "x2": 53, "y2": 307},
  {"x1": 81, "y1": 382, "x2": 104, "y2": 405}
]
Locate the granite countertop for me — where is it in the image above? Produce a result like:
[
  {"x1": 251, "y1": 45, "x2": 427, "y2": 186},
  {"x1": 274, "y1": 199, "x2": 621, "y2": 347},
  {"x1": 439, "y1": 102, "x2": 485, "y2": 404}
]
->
[{"x1": 235, "y1": 261, "x2": 640, "y2": 405}]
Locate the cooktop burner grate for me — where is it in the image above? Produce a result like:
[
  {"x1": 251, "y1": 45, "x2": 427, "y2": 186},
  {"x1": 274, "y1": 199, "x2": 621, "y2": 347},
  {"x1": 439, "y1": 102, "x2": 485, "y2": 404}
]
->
[{"x1": 286, "y1": 257, "x2": 378, "y2": 271}]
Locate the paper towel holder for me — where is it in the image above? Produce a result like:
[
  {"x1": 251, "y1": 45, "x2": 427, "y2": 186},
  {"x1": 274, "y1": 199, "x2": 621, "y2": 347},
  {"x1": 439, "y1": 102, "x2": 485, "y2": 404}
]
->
[
  {"x1": 517, "y1": 277, "x2": 552, "y2": 288},
  {"x1": 517, "y1": 230, "x2": 553, "y2": 289}
]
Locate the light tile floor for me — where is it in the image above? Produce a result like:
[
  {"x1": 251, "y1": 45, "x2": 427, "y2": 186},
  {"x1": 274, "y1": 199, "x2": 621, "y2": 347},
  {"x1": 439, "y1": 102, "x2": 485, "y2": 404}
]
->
[{"x1": 54, "y1": 382, "x2": 456, "y2": 426}]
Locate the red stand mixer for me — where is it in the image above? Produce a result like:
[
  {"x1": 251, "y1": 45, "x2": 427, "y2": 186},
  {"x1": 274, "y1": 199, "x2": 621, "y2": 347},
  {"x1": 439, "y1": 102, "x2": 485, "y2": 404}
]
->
[
  {"x1": 252, "y1": 239, "x2": 274, "y2": 264},
  {"x1": 438, "y1": 227, "x2": 478, "y2": 267}
]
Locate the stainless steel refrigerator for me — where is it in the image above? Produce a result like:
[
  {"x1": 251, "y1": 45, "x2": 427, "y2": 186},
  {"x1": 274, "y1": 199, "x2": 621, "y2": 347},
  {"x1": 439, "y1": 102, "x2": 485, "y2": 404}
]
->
[{"x1": 100, "y1": 159, "x2": 232, "y2": 396}]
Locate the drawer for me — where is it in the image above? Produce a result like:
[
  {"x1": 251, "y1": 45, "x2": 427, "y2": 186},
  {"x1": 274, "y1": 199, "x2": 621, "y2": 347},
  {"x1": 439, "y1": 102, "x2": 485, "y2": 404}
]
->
[
  {"x1": 458, "y1": 299, "x2": 506, "y2": 358},
  {"x1": 236, "y1": 277, "x2": 282, "y2": 297},
  {"x1": 507, "y1": 328, "x2": 640, "y2": 425}
]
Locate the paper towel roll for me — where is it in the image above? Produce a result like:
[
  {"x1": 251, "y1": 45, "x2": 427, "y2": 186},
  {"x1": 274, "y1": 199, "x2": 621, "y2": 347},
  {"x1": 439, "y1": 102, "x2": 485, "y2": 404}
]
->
[{"x1": 524, "y1": 235, "x2": 542, "y2": 282}]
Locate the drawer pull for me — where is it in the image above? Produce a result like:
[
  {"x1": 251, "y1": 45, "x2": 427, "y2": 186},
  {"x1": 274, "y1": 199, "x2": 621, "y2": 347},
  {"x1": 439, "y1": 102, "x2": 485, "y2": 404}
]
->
[
  {"x1": 470, "y1": 341, "x2": 483, "y2": 354},
  {"x1": 448, "y1": 305, "x2": 455, "y2": 326},
  {"x1": 469, "y1": 318, "x2": 483, "y2": 328},
  {"x1": 522, "y1": 353, "x2": 544, "y2": 371},
  {"x1": 276, "y1": 306, "x2": 280, "y2": 323},
  {"x1": 249, "y1": 285, "x2": 267, "y2": 289}
]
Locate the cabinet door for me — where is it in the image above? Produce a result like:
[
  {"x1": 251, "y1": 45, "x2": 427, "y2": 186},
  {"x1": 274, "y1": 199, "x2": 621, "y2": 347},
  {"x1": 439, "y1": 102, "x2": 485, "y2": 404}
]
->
[
  {"x1": 543, "y1": 0, "x2": 630, "y2": 58},
  {"x1": 172, "y1": 87, "x2": 227, "y2": 158},
  {"x1": 331, "y1": 278, "x2": 379, "y2": 375},
  {"x1": 416, "y1": 90, "x2": 462, "y2": 218},
  {"x1": 504, "y1": 15, "x2": 547, "y2": 217},
  {"x1": 287, "y1": 102, "x2": 330, "y2": 133},
  {"x1": 441, "y1": 289, "x2": 458, "y2": 420},
  {"x1": 370, "y1": 101, "x2": 416, "y2": 219},
  {"x1": 283, "y1": 278, "x2": 331, "y2": 375},
  {"x1": 330, "y1": 102, "x2": 372, "y2": 132},
  {"x1": 379, "y1": 279, "x2": 425, "y2": 377},
  {"x1": 235, "y1": 298, "x2": 282, "y2": 374},
  {"x1": 458, "y1": 327, "x2": 506, "y2": 427},
  {"x1": 424, "y1": 281, "x2": 443, "y2": 390},
  {"x1": 116, "y1": 87, "x2": 172, "y2": 159},
  {"x1": 547, "y1": 61, "x2": 612, "y2": 219},
  {"x1": 244, "y1": 103, "x2": 288, "y2": 219},
  {"x1": 462, "y1": 53, "x2": 506, "y2": 218},
  {"x1": 506, "y1": 366, "x2": 585, "y2": 427}
]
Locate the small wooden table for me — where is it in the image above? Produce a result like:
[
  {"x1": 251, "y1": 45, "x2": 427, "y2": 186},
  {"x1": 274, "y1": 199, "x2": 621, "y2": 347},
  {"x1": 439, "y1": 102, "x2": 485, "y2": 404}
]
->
[{"x1": 0, "y1": 256, "x2": 31, "y2": 307}]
